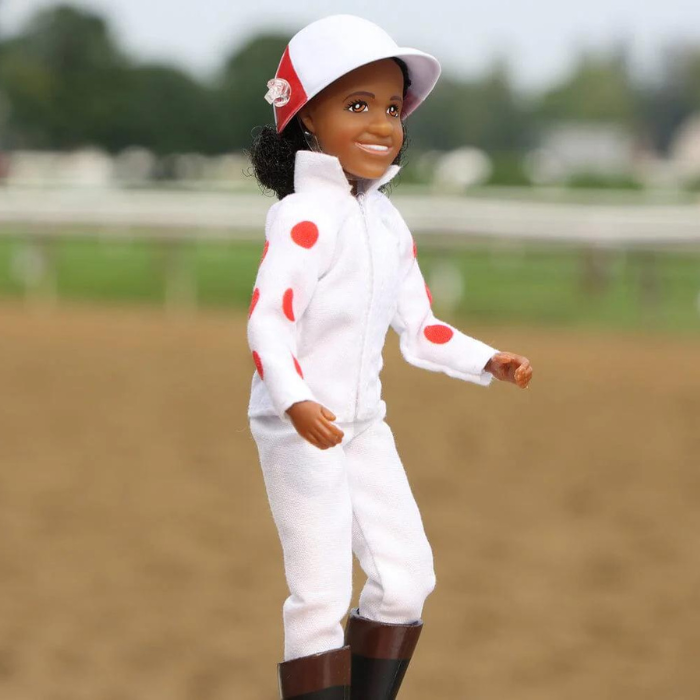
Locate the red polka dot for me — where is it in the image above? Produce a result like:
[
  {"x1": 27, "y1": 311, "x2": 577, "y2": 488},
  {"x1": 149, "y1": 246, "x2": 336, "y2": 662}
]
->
[
  {"x1": 424, "y1": 324, "x2": 453, "y2": 344},
  {"x1": 252, "y1": 351, "x2": 264, "y2": 378},
  {"x1": 291, "y1": 221, "x2": 319, "y2": 249},
  {"x1": 283, "y1": 288, "x2": 295, "y2": 321},
  {"x1": 412, "y1": 238, "x2": 417, "y2": 258},
  {"x1": 260, "y1": 240, "x2": 269, "y2": 264},
  {"x1": 249, "y1": 287, "x2": 260, "y2": 318},
  {"x1": 292, "y1": 353, "x2": 304, "y2": 378},
  {"x1": 425, "y1": 283, "x2": 432, "y2": 305}
]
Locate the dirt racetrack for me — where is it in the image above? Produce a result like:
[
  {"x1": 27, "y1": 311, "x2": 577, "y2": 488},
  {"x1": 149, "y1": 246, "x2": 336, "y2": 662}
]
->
[{"x1": 1, "y1": 299, "x2": 699, "y2": 700}]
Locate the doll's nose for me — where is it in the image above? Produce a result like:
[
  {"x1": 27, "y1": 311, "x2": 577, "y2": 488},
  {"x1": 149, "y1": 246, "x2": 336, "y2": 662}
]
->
[{"x1": 367, "y1": 115, "x2": 394, "y2": 136}]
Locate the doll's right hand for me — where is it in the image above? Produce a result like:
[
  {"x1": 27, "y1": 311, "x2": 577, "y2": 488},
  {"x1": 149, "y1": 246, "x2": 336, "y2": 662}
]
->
[{"x1": 285, "y1": 401, "x2": 344, "y2": 450}]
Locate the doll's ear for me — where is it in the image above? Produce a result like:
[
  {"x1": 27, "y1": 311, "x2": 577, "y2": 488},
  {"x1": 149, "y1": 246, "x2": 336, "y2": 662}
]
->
[{"x1": 297, "y1": 109, "x2": 315, "y2": 134}]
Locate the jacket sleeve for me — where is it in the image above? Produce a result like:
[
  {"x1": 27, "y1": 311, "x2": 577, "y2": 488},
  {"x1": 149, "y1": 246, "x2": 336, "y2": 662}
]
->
[
  {"x1": 388, "y1": 206, "x2": 498, "y2": 387},
  {"x1": 247, "y1": 195, "x2": 338, "y2": 422}
]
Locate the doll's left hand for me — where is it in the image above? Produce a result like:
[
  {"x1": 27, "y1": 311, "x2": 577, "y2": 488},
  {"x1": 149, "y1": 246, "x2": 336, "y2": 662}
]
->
[{"x1": 484, "y1": 352, "x2": 532, "y2": 388}]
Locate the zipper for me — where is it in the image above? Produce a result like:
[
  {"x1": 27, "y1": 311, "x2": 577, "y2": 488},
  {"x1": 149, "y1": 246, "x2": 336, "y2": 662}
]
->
[{"x1": 355, "y1": 192, "x2": 373, "y2": 420}]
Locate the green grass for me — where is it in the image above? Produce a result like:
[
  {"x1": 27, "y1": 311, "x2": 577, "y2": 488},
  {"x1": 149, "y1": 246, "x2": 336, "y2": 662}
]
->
[
  {"x1": 0, "y1": 232, "x2": 264, "y2": 308},
  {"x1": 1, "y1": 231, "x2": 698, "y2": 335},
  {"x1": 419, "y1": 246, "x2": 700, "y2": 334}
]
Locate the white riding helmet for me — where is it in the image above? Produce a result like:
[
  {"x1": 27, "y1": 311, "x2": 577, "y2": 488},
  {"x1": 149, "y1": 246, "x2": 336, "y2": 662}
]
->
[{"x1": 265, "y1": 14, "x2": 441, "y2": 134}]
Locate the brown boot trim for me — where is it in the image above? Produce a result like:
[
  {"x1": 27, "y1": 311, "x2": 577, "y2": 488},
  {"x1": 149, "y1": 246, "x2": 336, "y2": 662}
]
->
[
  {"x1": 344, "y1": 607, "x2": 423, "y2": 660},
  {"x1": 278, "y1": 644, "x2": 351, "y2": 697}
]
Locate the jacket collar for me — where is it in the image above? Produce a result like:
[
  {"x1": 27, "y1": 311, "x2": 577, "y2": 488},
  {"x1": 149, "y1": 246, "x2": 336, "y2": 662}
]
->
[{"x1": 294, "y1": 149, "x2": 401, "y2": 198}]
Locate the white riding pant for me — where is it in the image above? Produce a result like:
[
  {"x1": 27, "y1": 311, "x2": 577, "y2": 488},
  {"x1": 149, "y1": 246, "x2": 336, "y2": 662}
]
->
[{"x1": 249, "y1": 404, "x2": 436, "y2": 661}]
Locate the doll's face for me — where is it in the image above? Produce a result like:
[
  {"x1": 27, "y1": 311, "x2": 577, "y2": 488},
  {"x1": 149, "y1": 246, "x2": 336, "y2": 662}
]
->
[{"x1": 298, "y1": 58, "x2": 405, "y2": 187}]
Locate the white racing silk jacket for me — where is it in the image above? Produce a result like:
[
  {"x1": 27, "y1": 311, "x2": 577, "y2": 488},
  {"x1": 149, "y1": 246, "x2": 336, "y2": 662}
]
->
[{"x1": 247, "y1": 149, "x2": 499, "y2": 425}]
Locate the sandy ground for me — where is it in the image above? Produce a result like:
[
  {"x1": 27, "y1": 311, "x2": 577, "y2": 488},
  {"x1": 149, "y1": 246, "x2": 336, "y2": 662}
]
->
[{"x1": 1, "y1": 299, "x2": 699, "y2": 700}]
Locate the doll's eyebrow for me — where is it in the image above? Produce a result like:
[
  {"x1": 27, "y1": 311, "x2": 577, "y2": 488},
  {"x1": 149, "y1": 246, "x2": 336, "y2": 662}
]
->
[{"x1": 344, "y1": 91, "x2": 403, "y2": 102}]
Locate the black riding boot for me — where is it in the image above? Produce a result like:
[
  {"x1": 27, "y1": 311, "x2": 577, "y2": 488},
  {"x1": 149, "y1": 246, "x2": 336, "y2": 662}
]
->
[
  {"x1": 278, "y1": 644, "x2": 351, "y2": 699},
  {"x1": 344, "y1": 607, "x2": 423, "y2": 700}
]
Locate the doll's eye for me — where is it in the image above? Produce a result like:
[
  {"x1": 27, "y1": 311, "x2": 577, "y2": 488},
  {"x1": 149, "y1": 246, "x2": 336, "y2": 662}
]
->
[
  {"x1": 346, "y1": 100, "x2": 401, "y2": 118},
  {"x1": 346, "y1": 100, "x2": 368, "y2": 113}
]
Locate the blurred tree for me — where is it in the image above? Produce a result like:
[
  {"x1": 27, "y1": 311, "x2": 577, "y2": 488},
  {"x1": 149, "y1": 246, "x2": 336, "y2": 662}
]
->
[
  {"x1": 478, "y1": 56, "x2": 537, "y2": 152},
  {"x1": 534, "y1": 42, "x2": 638, "y2": 125},
  {"x1": 405, "y1": 56, "x2": 534, "y2": 154},
  {"x1": 1, "y1": 1, "x2": 698, "y2": 167},
  {"x1": 637, "y1": 43, "x2": 700, "y2": 154},
  {"x1": 19, "y1": 3, "x2": 125, "y2": 71},
  {"x1": 0, "y1": 3, "x2": 128, "y2": 148},
  {"x1": 0, "y1": 36, "x2": 54, "y2": 147},
  {"x1": 0, "y1": 4, "x2": 225, "y2": 154},
  {"x1": 114, "y1": 64, "x2": 222, "y2": 154}
]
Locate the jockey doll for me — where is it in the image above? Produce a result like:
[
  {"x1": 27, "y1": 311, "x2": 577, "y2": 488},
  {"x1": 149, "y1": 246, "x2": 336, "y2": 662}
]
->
[{"x1": 246, "y1": 14, "x2": 533, "y2": 700}]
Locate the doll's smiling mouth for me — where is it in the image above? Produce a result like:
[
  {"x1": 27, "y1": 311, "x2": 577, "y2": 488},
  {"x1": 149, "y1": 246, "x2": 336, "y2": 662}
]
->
[{"x1": 356, "y1": 142, "x2": 391, "y2": 155}]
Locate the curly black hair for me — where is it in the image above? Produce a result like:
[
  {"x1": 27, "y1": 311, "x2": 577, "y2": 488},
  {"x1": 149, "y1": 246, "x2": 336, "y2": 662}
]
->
[{"x1": 246, "y1": 57, "x2": 412, "y2": 200}]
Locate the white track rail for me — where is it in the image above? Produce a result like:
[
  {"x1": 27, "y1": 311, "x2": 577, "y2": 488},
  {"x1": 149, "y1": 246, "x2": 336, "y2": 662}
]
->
[{"x1": 1, "y1": 188, "x2": 698, "y2": 248}]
